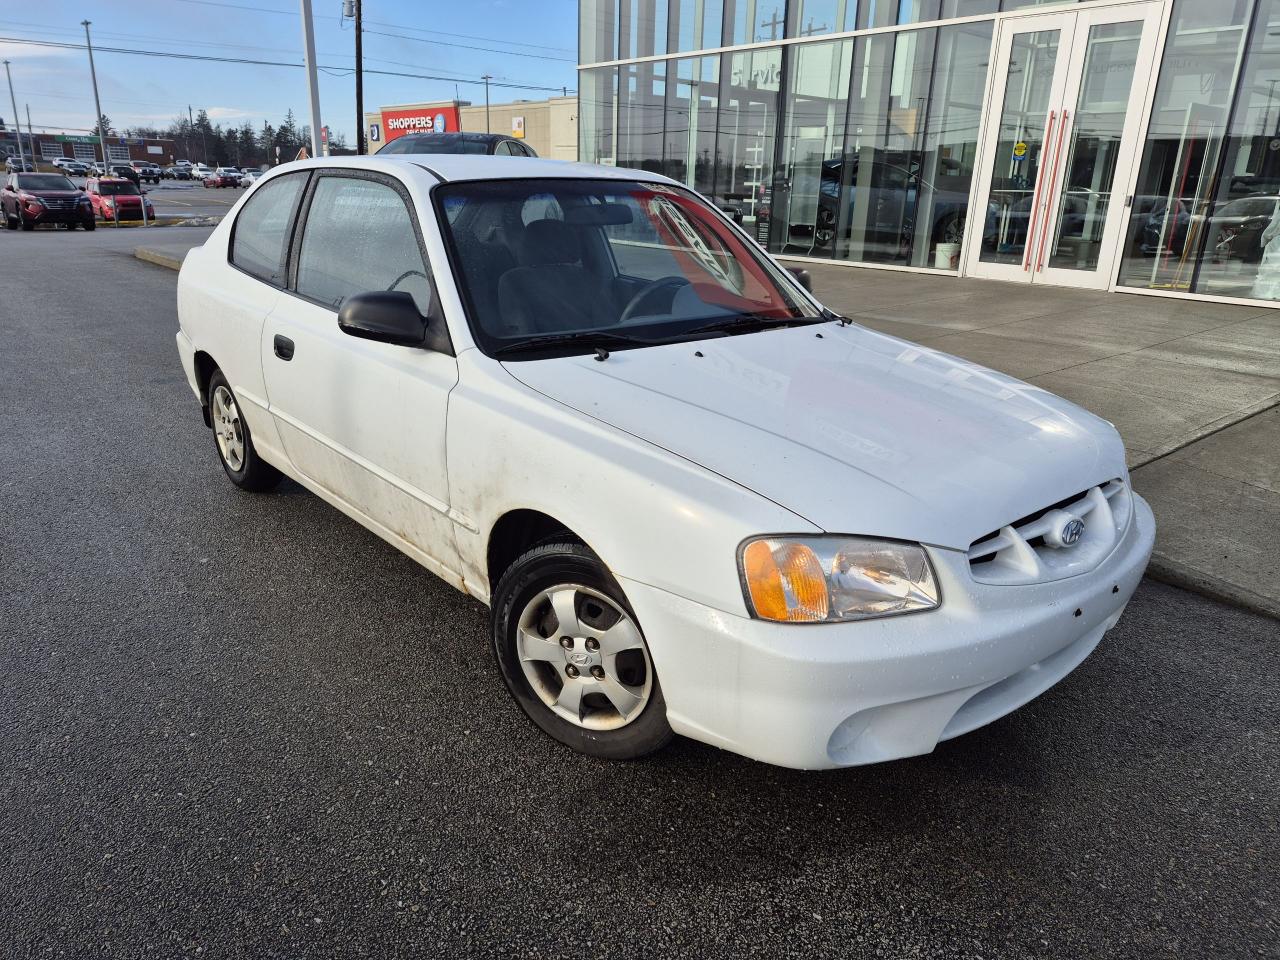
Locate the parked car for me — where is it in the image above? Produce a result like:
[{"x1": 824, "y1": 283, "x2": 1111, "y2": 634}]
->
[
  {"x1": 129, "y1": 160, "x2": 163, "y2": 184},
  {"x1": 202, "y1": 170, "x2": 238, "y2": 188},
  {"x1": 163, "y1": 165, "x2": 193, "y2": 180},
  {"x1": 1200, "y1": 195, "x2": 1280, "y2": 264},
  {"x1": 239, "y1": 168, "x2": 263, "y2": 187},
  {"x1": 189, "y1": 163, "x2": 213, "y2": 180},
  {"x1": 214, "y1": 166, "x2": 242, "y2": 184},
  {"x1": 175, "y1": 156, "x2": 1154, "y2": 770},
  {"x1": 85, "y1": 176, "x2": 154, "y2": 221},
  {"x1": 51, "y1": 158, "x2": 91, "y2": 177},
  {"x1": 377, "y1": 132, "x2": 538, "y2": 157},
  {"x1": 105, "y1": 163, "x2": 142, "y2": 187},
  {"x1": 4, "y1": 156, "x2": 36, "y2": 173},
  {"x1": 2, "y1": 171, "x2": 95, "y2": 230}
]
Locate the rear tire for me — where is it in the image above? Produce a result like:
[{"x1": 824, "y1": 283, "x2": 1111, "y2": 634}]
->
[
  {"x1": 206, "y1": 369, "x2": 283, "y2": 493},
  {"x1": 83, "y1": 220, "x2": 96, "y2": 232},
  {"x1": 491, "y1": 540, "x2": 674, "y2": 761}
]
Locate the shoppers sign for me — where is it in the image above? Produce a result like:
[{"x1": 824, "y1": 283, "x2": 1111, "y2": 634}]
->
[{"x1": 381, "y1": 105, "x2": 460, "y2": 142}]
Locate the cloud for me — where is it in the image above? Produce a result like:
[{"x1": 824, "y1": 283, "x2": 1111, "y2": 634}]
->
[{"x1": 0, "y1": 40, "x2": 79, "y2": 61}]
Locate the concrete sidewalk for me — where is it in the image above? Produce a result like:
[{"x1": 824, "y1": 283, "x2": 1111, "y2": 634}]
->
[
  {"x1": 135, "y1": 240, "x2": 1279, "y2": 617},
  {"x1": 799, "y1": 261, "x2": 1280, "y2": 619}
]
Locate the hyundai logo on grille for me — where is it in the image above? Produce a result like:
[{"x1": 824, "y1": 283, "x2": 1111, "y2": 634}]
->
[{"x1": 1061, "y1": 518, "x2": 1085, "y2": 545}]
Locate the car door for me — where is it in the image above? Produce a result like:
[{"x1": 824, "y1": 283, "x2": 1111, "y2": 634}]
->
[{"x1": 260, "y1": 169, "x2": 462, "y2": 574}]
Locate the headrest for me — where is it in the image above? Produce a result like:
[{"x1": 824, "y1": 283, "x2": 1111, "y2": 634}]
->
[{"x1": 521, "y1": 219, "x2": 581, "y2": 266}]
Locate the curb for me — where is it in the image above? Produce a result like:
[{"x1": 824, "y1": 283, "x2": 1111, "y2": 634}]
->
[
  {"x1": 1145, "y1": 554, "x2": 1280, "y2": 622},
  {"x1": 133, "y1": 247, "x2": 184, "y2": 271}
]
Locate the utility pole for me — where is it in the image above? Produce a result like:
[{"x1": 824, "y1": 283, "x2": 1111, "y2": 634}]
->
[
  {"x1": 82, "y1": 21, "x2": 109, "y2": 169},
  {"x1": 355, "y1": 0, "x2": 364, "y2": 154},
  {"x1": 25, "y1": 103, "x2": 35, "y2": 162},
  {"x1": 298, "y1": 0, "x2": 324, "y2": 158},
  {"x1": 481, "y1": 74, "x2": 493, "y2": 133},
  {"x1": 3, "y1": 60, "x2": 26, "y2": 164},
  {"x1": 342, "y1": 0, "x2": 365, "y2": 154},
  {"x1": 188, "y1": 104, "x2": 194, "y2": 162}
]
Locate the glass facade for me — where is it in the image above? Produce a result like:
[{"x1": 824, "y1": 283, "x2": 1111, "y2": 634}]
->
[
  {"x1": 1119, "y1": 0, "x2": 1280, "y2": 301},
  {"x1": 580, "y1": 0, "x2": 1280, "y2": 302}
]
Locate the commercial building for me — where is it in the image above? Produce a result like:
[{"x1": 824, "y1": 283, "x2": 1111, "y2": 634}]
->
[
  {"x1": 366, "y1": 96, "x2": 578, "y2": 161},
  {"x1": 579, "y1": 0, "x2": 1280, "y2": 307},
  {"x1": 1, "y1": 129, "x2": 177, "y2": 165}
]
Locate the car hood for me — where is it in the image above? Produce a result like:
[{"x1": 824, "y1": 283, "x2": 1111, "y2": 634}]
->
[
  {"x1": 502, "y1": 322, "x2": 1125, "y2": 550},
  {"x1": 29, "y1": 190, "x2": 83, "y2": 199}
]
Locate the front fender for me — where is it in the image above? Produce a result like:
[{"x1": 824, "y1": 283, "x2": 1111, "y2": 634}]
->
[{"x1": 447, "y1": 351, "x2": 818, "y2": 613}]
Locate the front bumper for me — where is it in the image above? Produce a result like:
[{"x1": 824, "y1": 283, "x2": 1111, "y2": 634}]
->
[{"x1": 621, "y1": 494, "x2": 1155, "y2": 770}]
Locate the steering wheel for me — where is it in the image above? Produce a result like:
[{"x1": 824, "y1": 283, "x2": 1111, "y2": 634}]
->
[
  {"x1": 389, "y1": 269, "x2": 429, "y2": 293},
  {"x1": 618, "y1": 276, "x2": 691, "y2": 325}
]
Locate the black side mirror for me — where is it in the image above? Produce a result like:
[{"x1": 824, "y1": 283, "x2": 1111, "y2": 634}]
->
[
  {"x1": 786, "y1": 266, "x2": 813, "y2": 293},
  {"x1": 338, "y1": 291, "x2": 428, "y2": 347}
]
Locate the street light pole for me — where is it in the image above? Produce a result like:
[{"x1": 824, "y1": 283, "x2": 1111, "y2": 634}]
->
[
  {"x1": 3, "y1": 60, "x2": 26, "y2": 164},
  {"x1": 298, "y1": 0, "x2": 324, "y2": 159},
  {"x1": 25, "y1": 103, "x2": 35, "y2": 162},
  {"x1": 482, "y1": 74, "x2": 492, "y2": 133},
  {"x1": 82, "y1": 21, "x2": 109, "y2": 169}
]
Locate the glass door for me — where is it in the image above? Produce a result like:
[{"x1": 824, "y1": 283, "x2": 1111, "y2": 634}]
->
[{"x1": 965, "y1": 2, "x2": 1163, "y2": 288}]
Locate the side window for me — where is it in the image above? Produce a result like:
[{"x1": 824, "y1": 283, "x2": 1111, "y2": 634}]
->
[
  {"x1": 295, "y1": 175, "x2": 433, "y2": 315},
  {"x1": 493, "y1": 141, "x2": 513, "y2": 156},
  {"x1": 230, "y1": 172, "x2": 306, "y2": 285}
]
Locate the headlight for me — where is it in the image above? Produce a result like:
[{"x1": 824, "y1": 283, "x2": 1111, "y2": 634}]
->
[{"x1": 739, "y1": 536, "x2": 940, "y2": 623}]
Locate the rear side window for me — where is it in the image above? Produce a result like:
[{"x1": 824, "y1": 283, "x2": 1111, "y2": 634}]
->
[
  {"x1": 295, "y1": 175, "x2": 433, "y2": 315},
  {"x1": 230, "y1": 172, "x2": 306, "y2": 285}
]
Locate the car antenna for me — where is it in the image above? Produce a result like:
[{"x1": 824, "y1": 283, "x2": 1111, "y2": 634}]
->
[{"x1": 594, "y1": 347, "x2": 610, "y2": 362}]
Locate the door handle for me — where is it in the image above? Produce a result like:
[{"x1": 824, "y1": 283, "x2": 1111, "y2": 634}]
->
[
  {"x1": 273, "y1": 334, "x2": 295, "y2": 361},
  {"x1": 1024, "y1": 110, "x2": 1056, "y2": 272},
  {"x1": 1036, "y1": 109, "x2": 1072, "y2": 273}
]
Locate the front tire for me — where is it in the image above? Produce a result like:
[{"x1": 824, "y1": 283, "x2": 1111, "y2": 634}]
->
[
  {"x1": 491, "y1": 541, "x2": 674, "y2": 761},
  {"x1": 206, "y1": 369, "x2": 282, "y2": 492}
]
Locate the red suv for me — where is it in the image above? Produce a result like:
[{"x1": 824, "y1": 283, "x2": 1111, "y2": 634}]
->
[
  {"x1": 3, "y1": 172, "x2": 96, "y2": 230},
  {"x1": 85, "y1": 177, "x2": 155, "y2": 222}
]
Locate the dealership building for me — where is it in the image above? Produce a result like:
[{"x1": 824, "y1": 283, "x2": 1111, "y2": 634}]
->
[
  {"x1": 579, "y1": 0, "x2": 1280, "y2": 307},
  {"x1": 365, "y1": 96, "x2": 578, "y2": 160},
  {"x1": 1, "y1": 129, "x2": 177, "y2": 165}
]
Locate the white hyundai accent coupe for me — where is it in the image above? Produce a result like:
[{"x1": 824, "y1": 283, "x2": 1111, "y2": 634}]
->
[{"x1": 175, "y1": 156, "x2": 1155, "y2": 769}]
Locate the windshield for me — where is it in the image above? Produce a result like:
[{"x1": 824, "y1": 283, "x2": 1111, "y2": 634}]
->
[
  {"x1": 99, "y1": 181, "x2": 140, "y2": 196},
  {"x1": 385, "y1": 134, "x2": 491, "y2": 155},
  {"x1": 436, "y1": 178, "x2": 818, "y2": 357},
  {"x1": 17, "y1": 174, "x2": 76, "y2": 191}
]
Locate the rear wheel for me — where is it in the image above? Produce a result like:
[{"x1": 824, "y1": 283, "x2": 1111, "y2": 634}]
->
[
  {"x1": 82, "y1": 219, "x2": 96, "y2": 232},
  {"x1": 491, "y1": 540, "x2": 674, "y2": 760},
  {"x1": 206, "y1": 369, "x2": 282, "y2": 492}
]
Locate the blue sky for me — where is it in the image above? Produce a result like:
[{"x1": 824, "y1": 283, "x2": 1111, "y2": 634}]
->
[{"x1": 1, "y1": 0, "x2": 579, "y2": 142}]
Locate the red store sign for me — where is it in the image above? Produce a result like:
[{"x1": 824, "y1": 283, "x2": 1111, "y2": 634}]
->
[{"x1": 381, "y1": 105, "x2": 461, "y2": 141}]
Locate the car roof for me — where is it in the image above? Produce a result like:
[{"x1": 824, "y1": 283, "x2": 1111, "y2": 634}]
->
[{"x1": 276, "y1": 154, "x2": 676, "y2": 186}]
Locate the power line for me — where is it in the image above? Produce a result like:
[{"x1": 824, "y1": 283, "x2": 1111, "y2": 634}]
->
[
  {"x1": 0, "y1": 36, "x2": 570, "y2": 93},
  {"x1": 166, "y1": 0, "x2": 576, "y2": 55},
  {"x1": 361, "y1": 29, "x2": 575, "y2": 63}
]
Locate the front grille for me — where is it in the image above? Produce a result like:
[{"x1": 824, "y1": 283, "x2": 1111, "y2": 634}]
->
[
  {"x1": 41, "y1": 198, "x2": 79, "y2": 211},
  {"x1": 967, "y1": 479, "x2": 1132, "y2": 585}
]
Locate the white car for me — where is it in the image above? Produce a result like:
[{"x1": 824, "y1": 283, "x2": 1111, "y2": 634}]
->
[
  {"x1": 175, "y1": 156, "x2": 1155, "y2": 770},
  {"x1": 239, "y1": 169, "x2": 262, "y2": 186},
  {"x1": 189, "y1": 163, "x2": 213, "y2": 180}
]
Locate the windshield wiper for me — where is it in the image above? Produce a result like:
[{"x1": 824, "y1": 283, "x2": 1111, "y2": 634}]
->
[
  {"x1": 492, "y1": 329, "x2": 663, "y2": 359},
  {"x1": 683, "y1": 312, "x2": 827, "y2": 337}
]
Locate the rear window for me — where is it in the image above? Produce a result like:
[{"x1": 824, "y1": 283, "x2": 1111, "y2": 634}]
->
[
  {"x1": 382, "y1": 134, "x2": 490, "y2": 155},
  {"x1": 230, "y1": 172, "x2": 307, "y2": 285},
  {"x1": 17, "y1": 175, "x2": 75, "y2": 191}
]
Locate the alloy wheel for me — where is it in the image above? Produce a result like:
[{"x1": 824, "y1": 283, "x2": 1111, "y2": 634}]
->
[
  {"x1": 211, "y1": 384, "x2": 245, "y2": 472},
  {"x1": 516, "y1": 584, "x2": 653, "y2": 731}
]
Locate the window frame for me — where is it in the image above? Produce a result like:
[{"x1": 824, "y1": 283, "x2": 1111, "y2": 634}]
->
[
  {"x1": 285, "y1": 167, "x2": 441, "y2": 319},
  {"x1": 226, "y1": 169, "x2": 312, "y2": 289}
]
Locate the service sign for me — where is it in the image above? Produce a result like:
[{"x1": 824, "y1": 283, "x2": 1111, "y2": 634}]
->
[{"x1": 381, "y1": 105, "x2": 461, "y2": 142}]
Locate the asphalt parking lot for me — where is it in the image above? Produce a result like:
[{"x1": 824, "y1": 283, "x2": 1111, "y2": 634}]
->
[{"x1": 1, "y1": 229, "x2": 1277, "y2": 959}]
